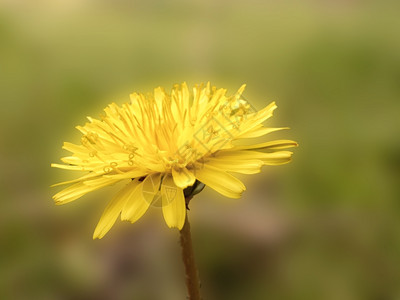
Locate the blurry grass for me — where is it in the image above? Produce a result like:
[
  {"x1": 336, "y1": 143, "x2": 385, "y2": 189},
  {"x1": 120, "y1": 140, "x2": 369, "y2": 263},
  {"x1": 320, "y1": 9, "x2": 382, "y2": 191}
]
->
[{"x1": 0, "y1": 0, "x2": 400, "y2": 299}]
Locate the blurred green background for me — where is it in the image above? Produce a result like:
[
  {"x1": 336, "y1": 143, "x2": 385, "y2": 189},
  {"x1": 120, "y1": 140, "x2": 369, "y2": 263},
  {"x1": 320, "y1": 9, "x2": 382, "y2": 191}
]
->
[{"x1": 1, "y1": 0, "x2": 400, "y2": 299}]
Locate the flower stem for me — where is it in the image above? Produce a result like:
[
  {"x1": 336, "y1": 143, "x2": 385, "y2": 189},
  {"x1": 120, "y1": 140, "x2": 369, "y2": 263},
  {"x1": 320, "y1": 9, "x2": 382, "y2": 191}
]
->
[{"x1": 180, "y1": 211, "x2": 201, "y2": 300}]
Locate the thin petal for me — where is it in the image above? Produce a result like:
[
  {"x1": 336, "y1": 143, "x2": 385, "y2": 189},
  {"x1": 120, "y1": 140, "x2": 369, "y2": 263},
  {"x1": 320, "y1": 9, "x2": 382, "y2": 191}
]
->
[
  {"x1": 103, "y1": 169, "x2": 149, "y2": 180},
  {"x1": 51, "y1": 172, "x2": 102, "y2": 187},
  {"x1": 51, "y1": 163, "x2": 87, "y2": 171},
  {"x1": 237, "y1": 102, "x2": 277, "y2": 135},
  {"x1": 93, "y1": 180, "x2": 140, "y2": 239},
  {"x1": 215, "y1": 150, "x2": 293, "y2": 165},
  {"x1": 141, "y1": 173, "x2": 162, "y2": 204},
  {"x1": 259, "y1": 151, "x2": 293, "y2": 165},
  {"x1": 83, "y1": 176, "x2": 122, "y2": 186},
  {"x1": 194, "y1": 164, "x2": 246, "y2": 198},
  {"x1": 161, "y1": 174, "x2": 186, "y2": 229},
  {"x1": 62, "y1": 142, "x2": 88, "y2": 154},
  {"x1": 53, "y1": 178, "x2": 119, "y2": 205},
  {"x1": 205, "y1": 158, "x2": 263, "y2": 174},
  {"x1": 172, "y1": 167, "x2": 196, "y2": 189},
  {"x1": 121, "y1": 180, "x2": 151, "y2": 223},
  {"x1": 236, "y1": 84, "x2": 246, "y2": 96},
  {"x1": 230, "y1": 140, "x2": 298, "y2": 151}
]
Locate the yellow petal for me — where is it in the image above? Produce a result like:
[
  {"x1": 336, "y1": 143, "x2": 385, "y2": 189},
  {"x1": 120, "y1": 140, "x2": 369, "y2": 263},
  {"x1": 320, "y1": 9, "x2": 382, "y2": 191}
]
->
[
  {"x1": 51, "y1": 163, "x2": 88, "y2": 171},
  {"x1": 259, "y1": 151, "x2": 293, "y2": 165},
  {"x1": 181, "y1": 82, "x2": 190, "y2": 112},
  {"x1": 215, "y1": 150, "x2": 293, "y2": 165},
  {"x1": 236, "y1": 84, "x2": 246, "y2": 96},
  {"x1": 121, "y1": 180, "x2": 150, "y2": 223},
  {"x1": 205, "y1": 158, "x2": 263, "y2": 174},
  {"x1": 238, "y1": 102, "x2": 277, "y2": 134},
  {"x1": 194, "y1": 164, "x2": 246, "y2": 198},
  {"x1": 172, "y1": 167, "x2": 196, "y2": 189},
  {"x1": 103, "y1": 169, "x2": 149, "y2": 180},
  {"x1": 161, "y1": 174, "x2": 186, "y2": 229},
  {"x1": 93, "y1": 180, "x2": 140, "y2": 239},
  {"x1": 53, "y1": 178, "x2": 119, "y2": 205},
  {"x1": 62, "y1": 142, "x2": 88, "y2": 154},
  {"x1": 231, "y1": 140, "x2": 298, "y2": 151},
  {"x1": 83, "y1": 176, "x2": 123, "y2": 186},
  {"x1": 154, "y1": 86, "x2": 167, "y2": 113},
  {"x1": 51, "y1": 172, "x2": 101, "y2": 187},
  {"x1": 141, "y1": 173, "x2": 162, "y2": 204},
  {"x1": 60, "y1": 156, "x2": 82, "y2": 164}
]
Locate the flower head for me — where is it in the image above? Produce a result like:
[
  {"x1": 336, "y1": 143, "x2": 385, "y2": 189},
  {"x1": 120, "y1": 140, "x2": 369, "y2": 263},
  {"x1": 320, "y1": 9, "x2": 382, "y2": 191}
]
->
[{"x1": 52, "y1": 83, "x2": 297, "y2": 239}]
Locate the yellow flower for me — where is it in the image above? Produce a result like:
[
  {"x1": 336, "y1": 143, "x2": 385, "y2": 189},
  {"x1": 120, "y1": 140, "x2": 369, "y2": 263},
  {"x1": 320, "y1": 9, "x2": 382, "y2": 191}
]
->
[{"x1": 52, "y1": 82, "x2": 297, "y2": 239}]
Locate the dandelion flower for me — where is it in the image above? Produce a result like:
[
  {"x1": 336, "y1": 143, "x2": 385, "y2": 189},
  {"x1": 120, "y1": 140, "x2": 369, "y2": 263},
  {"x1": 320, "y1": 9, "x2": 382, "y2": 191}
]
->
[{"x1": 52, "y1": 82, "x2": 297, "y2": 239}]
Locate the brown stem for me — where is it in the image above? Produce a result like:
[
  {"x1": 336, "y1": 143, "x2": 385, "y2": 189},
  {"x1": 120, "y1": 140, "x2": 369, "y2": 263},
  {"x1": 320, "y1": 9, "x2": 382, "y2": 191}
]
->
[{"x1": 180, "y1": 211, "x2": 201, "y2": 300}]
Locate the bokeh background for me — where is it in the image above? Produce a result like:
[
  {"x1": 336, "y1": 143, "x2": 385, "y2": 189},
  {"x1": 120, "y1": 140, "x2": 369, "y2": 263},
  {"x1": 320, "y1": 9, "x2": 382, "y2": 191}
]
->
[{"x1": 1, "y1": 0, "x2": 400, "y2": 299}]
